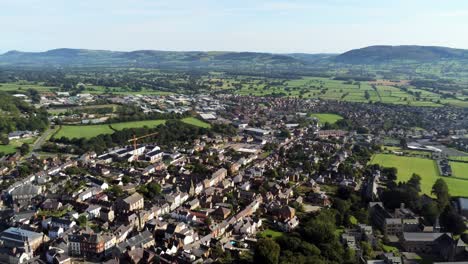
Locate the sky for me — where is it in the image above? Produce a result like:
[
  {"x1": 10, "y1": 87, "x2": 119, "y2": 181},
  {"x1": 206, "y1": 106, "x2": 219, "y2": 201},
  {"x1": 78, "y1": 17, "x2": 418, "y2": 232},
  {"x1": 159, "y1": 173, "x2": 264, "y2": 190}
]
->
[{"x1": 1, "y1": 0, "x2": 468, "y2": 54}]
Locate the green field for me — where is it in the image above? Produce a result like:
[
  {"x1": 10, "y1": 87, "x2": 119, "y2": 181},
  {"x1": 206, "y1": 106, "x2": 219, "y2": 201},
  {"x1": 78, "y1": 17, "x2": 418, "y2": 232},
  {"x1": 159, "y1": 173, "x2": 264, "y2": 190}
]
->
[
  {"x1": 54, "y1": 124, "x2": 115, "y2": 139},
  {"x1": 370, "y1": 154, "x2": 468, "y2": 197},
  {"x1": 450, "y1": 162, "x2": 468, "y2": 180},
  {"x1": 54, "y1": 120, "x2": 166, "y2": 139},
  {"x1": 310, "y1": 113, "x2": 343, "y2": 124},
  {"x1": 0, "y1": 144, "x2": 19, "y2": 155},
  {"x1": 53, "y1": 118, "x2": 209, "y2": 139},
  {"x1": 0, "y1": 137, "x2": 37, "y2": 156},
  {"x1": 0, "y1": 82, "x2": 58, "y2": 92},
  {"x1": 259, "y1": 229, "x2": 283, "y2": 239},
  {"x1": 227, "y1": 76, "x2": 467, "y2": 107},
  {"x1": 181, "y1": 117, "x2": 211, "y2": 128},
  {"x1": 0, "y1": 82, "x2": 172, "y2": 96},
  {"x1": 84, "y1": 85, "x2": 173, "y2": 95},
  {"x1": 111, "y1": 120, "x2": 166, "y2": 130}
]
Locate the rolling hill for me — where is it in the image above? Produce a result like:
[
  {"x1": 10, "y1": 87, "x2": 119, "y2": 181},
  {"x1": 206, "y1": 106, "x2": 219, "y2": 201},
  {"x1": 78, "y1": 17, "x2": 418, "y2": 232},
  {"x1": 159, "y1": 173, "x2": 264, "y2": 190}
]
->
[
  {"x1": 2, "y1": 45, "x2": 468, "y2": 73},
  {"x1": 0, "y1": 49, "x2": 306, "y2": 69},
  {"x1": 335, "y1": 45, "x2": 468, "y2": 64}
]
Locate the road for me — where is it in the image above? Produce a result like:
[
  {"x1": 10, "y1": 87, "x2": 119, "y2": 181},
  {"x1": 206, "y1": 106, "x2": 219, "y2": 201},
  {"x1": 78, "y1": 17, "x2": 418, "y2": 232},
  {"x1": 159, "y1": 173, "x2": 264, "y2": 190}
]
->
[{"x1": 27, "y1": 127, "x2": 58, "y2": 158}]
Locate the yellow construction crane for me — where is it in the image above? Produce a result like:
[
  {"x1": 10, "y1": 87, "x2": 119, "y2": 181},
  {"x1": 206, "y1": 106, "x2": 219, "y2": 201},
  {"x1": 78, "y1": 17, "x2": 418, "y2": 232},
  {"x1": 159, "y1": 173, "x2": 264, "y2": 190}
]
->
[{"x1": 127, "y1": 132, "x2": 159, "y2": 157}]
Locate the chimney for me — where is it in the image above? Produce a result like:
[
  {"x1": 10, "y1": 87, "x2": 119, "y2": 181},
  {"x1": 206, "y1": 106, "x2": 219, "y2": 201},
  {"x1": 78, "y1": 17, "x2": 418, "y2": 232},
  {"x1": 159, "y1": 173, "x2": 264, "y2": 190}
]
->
[{"x1": 400, "y1": 203, "x2": 405, "y2": 210}]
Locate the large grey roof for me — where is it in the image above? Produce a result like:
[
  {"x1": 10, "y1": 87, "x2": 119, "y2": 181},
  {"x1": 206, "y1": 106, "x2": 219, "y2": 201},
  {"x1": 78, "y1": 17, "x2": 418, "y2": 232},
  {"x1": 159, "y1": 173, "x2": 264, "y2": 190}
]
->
[
  {"x1": 458, "y1": 197, "x2": 468, "y2": 210},
  {"x1": 0, "y1": 227, "x2": 43, "y2": 242},
  {"x1": 402, "y1": 232, "x2": 448, "y2": 242},
  {"x1": 11, "y1": 184, "x2": 41, "y2": 196},
  {"x1": 116, "y1": 230, "x2": 153, "y2": 253},
  {"x1": 124, "y1": 192, "x2": 144, "y2": 204}
]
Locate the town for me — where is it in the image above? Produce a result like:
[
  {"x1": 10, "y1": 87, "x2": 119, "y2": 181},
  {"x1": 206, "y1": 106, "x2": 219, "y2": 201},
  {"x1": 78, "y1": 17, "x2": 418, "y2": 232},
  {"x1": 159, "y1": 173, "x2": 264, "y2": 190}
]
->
[{"x1": 0, "y1": 88, "x2": 467, "y2": 264}]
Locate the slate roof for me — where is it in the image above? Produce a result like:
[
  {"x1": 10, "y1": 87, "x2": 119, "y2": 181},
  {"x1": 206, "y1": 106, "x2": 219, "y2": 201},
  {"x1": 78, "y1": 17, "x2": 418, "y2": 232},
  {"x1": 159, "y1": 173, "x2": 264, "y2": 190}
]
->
[
  {"x1": 402, "y1": 232, "x2": 449, "y2": 242},
  {"x1": 124, "y1": 193, "x2": 144, "y2": 205},
  {"x1": 116, "y1": 230, "x2": 153, "y2": 253}
]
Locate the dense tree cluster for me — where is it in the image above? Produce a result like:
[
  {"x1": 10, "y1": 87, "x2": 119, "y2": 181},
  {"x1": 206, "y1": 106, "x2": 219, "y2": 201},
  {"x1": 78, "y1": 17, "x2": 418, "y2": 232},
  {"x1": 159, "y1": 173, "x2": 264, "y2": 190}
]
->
[
  {"x1": 0, "y1": 92, "x2": 49, "y2": 135},
  {"x1": 49, "y1": 120, "x2": 210, "y2": 154},
  {"x1": 380, "y1": 170, "x2": 466, "y2": 235}
]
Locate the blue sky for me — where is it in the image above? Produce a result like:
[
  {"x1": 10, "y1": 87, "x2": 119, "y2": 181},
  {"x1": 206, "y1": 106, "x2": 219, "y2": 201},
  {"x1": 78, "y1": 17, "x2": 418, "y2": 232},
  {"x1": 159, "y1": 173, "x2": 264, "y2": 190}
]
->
[{"x1": 1, "y1": 0, "x2": 468, "y2": 53}]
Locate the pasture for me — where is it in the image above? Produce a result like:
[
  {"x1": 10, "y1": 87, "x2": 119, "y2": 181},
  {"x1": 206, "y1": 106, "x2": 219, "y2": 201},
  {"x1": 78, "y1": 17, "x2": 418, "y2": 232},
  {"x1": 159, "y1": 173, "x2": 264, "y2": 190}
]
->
[
  {"x1": 0, "y1": 82, "x2": 58, "y2": 92},
  {"x1": 54, "y1": 124, "x2": 114, "y2": 139},
  {"x1": 0, "y1": 144, "x2": 19, "y2": 155},
  {"x1": 111, "y1": 120, "x2": 166, "y2": 130},
  {"x1": 54, "y1": 120, "x2": 168, "y2": 139},
  {"x1": 369, "y1": 154, "x2": 468, "y2": 197},
  {"x1": 53, "y1": 118, "x2": 209, "y2": 139},
  {"x1": 450, "y1": 162, "x2": 468, "y2": 180},
  {"x1": 310, "y1": 113, "x2": 343, "y2": 124},
  {"x1": 181, "y1": 117, "x2": 211, "y2": 128},
  {"x1": 226, "y1": 76, "x2": 467, "y2": 108}
]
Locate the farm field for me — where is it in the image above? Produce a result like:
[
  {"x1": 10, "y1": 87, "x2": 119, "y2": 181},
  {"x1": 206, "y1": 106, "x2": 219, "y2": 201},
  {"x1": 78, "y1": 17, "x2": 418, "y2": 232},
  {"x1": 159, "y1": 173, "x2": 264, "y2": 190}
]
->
[
  {"x1": 181, "y1": 117, "x2": 211, "y2": 128},
  {"x1": 54, "y1": 120, "x2": 168, "y2": 139},
  {"x1": 84, "y1": 85, "x2": 173, "y2": 95},
  {"x1": 0, "y1": 82, "x2": 172, "y2": 95},
  {"x1": 228, "y1": 76, "x2": 467, "y2": 107},
  {"x1": 53, "y1": 118, "x2": 209, "y2": 139},
  {"x1": 450, "y1": 162, "x2": 468, "y2": 180},
  {"x1": 369, "y1": 154, "x2": 468, "y2": 197},
  {"x1": 310, "y1": 113, "x2": 343, "y2": 124},
  {"x1": 111, "y1": 120, "x2": 166, "y2": 130},
  {"x1": 54, "y1": 124, "x2": 114, "y2": 139},
  {"x1": 0, "y1": 82, "x2": 58, "y2": 92}
]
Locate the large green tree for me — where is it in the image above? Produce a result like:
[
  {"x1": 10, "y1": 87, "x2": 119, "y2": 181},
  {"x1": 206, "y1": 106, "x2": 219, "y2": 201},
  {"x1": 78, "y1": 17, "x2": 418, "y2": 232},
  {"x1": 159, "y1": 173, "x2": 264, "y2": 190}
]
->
[
  {"x1": 432, "y1": 179, "x2": 450, "y2": 212},
  {"x1": 254, "y1": 238, "x2": 280, "y2": 264}
]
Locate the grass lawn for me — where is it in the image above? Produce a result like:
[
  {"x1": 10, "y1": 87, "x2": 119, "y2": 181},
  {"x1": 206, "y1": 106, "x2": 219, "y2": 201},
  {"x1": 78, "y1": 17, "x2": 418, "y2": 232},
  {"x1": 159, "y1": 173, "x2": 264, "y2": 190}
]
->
[
  {"x1": 260, "y1": 229, "x2": 283, "y2": 239},
  {"x1": 450, "y1": 162, "x2": 468, "y2": 180},
  {"x1": 0, "y1": 144, "x2": 18, "y2": 155},
  {"x1": 111, "y1": 120, "x2": 166, "y2": 130},
  {"x1": 0, "y1": 137, "x2": 37, "y2": 156},
  {"x1": 382, "y1": 244, "x2": 399, "y2": 253},
  {"x1": 370, "y1": 154, "x2": 468, "y2": 197},
  {"x1": 310, "y1": 113, "x2": 343, "y2": 124},
  {"x1": 181, "y1": 117, "x2": 211, "y2": 128},
  {"x1": 54, "y1": 124, "x2": 114, "y2": 139},
  {"x1": 54, "y1": 119, "x2": 168, "y2": 139},
  {"x1": 54, "y1": 118, "x2": 210, "y2": 139}
]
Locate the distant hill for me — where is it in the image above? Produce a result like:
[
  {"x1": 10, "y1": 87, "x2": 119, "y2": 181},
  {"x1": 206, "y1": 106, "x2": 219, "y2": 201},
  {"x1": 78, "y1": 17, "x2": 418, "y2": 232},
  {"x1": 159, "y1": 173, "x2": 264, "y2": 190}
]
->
[
  {"x1": 2, "y1": 46, "x2": 468, "y2": 73},
  {"x1": 0, "y1": 49, "x2": 306, "y2": 70},
  {"x1": 335, "y1": 45, "x2": 468, "y2": 64}
]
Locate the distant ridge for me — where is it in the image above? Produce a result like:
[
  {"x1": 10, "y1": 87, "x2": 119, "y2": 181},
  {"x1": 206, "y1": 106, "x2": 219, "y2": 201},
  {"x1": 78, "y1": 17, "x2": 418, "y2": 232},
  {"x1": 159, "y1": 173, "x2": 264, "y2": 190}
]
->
[
  {"x1": 335, "y1": 45, "x2": 468, "y2": 64},
  {"x1": 0, "y1": 48, "x2": 306, "y2": 69},
  {"x1": 1, "y1": 45, "x2": 468, "y2": 69}
]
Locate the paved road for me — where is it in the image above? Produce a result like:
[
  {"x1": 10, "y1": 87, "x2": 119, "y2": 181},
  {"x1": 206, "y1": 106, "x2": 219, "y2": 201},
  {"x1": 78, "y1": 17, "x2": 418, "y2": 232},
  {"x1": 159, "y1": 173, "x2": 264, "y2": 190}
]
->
[{"x1": 27, "y1": 127, "x2": 58, "y2": 158}]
